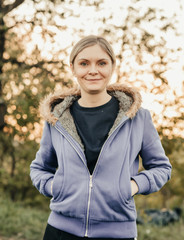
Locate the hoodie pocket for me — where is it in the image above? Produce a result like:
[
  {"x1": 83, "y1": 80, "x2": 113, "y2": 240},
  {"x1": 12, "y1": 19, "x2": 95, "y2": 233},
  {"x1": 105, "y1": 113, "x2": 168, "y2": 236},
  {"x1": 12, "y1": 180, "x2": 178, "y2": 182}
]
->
[
  {"x1": 119, "y1": 177, "x2": 135, "y2": 210},
  {"x1": 51, "y1": 168, "x2": 64, "y2": 202}
]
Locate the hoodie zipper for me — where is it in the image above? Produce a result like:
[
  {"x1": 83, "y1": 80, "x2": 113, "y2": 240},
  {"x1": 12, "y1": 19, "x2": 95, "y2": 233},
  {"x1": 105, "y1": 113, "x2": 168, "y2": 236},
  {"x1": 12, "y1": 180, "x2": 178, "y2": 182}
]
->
[
  {"x1": 55, "y1": 117, "x2": 129, "y2": 237},
  {"x1": 85, "y1": 175, "x2": 93, "y2": 237}
]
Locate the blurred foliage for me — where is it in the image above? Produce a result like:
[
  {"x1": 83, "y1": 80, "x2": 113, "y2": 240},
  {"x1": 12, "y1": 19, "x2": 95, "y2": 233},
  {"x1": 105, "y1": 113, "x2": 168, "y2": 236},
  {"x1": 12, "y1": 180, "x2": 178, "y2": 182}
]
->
[
  {"x1": 0, "y1": 196, "x2": 49, "y2": 239},
  {"x1": 0, "y1": 0, "x2": 183, "y2": 210},
  {"x1": 0, "y1": 195, "x2": 183, "y2": 240},
  {"x1": 135, "y1": 137, "x2": 184, "y2": 210}
]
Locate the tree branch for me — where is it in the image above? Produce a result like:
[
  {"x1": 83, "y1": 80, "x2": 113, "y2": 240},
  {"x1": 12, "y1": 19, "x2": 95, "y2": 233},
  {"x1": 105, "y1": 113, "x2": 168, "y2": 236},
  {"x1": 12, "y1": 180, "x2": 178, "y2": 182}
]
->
[
  {"x1": 2, "y1": 0, "x2": 25, "y2": 16},
  {"x1": 2, "y1": 58, "x2": 63, "y2": 69}
]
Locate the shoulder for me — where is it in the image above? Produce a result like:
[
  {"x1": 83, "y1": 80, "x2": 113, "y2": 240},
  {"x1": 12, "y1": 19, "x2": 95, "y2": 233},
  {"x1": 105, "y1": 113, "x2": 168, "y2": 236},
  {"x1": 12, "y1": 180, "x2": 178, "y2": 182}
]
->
[
  {"x1": 134, "y1": 107, "x2": 150, "y2": 117},
  {"x1": 133, "y1": 107, "x2": 154, "y2": 126}
]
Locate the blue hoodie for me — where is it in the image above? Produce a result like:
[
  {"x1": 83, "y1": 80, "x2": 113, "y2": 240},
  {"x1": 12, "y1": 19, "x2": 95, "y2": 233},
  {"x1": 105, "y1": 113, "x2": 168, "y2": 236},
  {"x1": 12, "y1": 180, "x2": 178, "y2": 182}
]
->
[{"x1": 30, "y1": 84, "x2": 172, "y2": 239}]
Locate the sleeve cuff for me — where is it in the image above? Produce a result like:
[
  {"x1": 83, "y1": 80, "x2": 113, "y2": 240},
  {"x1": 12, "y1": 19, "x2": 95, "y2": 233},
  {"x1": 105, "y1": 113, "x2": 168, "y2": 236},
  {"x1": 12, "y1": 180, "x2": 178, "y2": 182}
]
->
[{"x1": 131, "y1": 173, "x2": 151, "y2": 195}]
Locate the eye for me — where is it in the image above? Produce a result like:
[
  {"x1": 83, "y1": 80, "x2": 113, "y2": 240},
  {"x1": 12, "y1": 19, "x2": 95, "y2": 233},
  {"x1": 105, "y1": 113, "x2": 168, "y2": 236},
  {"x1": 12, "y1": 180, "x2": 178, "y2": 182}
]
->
[
  {"x1": 80, "y1": 62, "x2": 88, "y2": 66},
  {"x1": 99, "y1": 61, "x2": 106, "y2": 66}
]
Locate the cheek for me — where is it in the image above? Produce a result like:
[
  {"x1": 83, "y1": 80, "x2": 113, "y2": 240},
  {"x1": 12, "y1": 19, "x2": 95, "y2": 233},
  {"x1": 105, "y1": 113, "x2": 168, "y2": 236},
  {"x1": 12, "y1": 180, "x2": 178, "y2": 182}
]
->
[
  {"x1": 75, "y1": 68, "x2": 88, "y2": 77},
  {"x1": 101, "y1": 68, "x2": 112, "y2": 78}
]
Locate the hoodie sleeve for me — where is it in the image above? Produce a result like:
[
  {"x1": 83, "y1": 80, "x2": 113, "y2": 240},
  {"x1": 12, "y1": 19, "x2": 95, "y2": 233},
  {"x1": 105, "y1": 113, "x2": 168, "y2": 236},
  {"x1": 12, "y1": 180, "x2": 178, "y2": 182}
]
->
[
  {"x1": 30, "y1": 121, "x2": 58, "y2": 197},
  {"x1": 131, "y1": 109, "x2": 172, "y2": 195}
]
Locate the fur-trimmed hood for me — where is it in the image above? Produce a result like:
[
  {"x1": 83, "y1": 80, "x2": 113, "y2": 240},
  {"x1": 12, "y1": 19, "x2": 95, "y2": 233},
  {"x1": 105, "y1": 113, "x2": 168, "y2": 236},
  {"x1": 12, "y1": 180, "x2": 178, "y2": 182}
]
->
[
  {"x1": 40, "y1": 84, "x2": 142, "y2": 124},
  {"x1": 39, "y1": 84, "x2": 142, "y2": 148}
]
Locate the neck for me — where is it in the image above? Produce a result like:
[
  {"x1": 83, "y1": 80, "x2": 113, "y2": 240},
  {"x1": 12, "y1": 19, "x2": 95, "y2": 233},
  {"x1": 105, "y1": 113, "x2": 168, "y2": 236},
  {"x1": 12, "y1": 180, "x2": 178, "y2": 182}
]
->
[{"x1": 78, "y1": 91, "x2": 111, "y2": 107}]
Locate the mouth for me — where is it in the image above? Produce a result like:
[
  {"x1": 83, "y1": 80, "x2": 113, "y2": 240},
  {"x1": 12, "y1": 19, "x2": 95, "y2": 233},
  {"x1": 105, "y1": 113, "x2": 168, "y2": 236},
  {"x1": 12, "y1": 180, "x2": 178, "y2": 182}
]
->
[{"x1": 85, "y1": 78, "x2": 102, "y2": 81}]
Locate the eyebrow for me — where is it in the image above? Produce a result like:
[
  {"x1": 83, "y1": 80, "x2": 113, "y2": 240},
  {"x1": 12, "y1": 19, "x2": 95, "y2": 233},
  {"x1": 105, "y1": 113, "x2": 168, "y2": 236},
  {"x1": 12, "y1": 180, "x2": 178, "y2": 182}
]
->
[{"x1": 77, "y1": 58, "x2": 110, "y2": 61}]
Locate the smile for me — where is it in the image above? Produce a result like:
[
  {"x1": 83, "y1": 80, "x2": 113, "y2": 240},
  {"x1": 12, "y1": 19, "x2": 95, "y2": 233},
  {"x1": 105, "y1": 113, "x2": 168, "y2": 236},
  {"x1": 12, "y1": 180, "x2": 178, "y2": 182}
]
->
[{"x1": 85, "y1": 79, "x2": 102, "y2": 81}]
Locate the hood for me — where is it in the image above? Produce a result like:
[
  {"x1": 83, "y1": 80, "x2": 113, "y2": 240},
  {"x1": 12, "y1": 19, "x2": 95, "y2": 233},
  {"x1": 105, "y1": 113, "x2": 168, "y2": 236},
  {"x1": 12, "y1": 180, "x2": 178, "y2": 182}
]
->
[{"x1": 39, "y1": 83, "x2": 142, "y2": 148}]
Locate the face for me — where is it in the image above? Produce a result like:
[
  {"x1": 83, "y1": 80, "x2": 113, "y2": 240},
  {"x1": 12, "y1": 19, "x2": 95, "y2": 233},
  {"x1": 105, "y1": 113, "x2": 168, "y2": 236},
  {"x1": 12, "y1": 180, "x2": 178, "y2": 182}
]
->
[{"x1": 71, "y1": 44, "x2": 114, "y2": 95}]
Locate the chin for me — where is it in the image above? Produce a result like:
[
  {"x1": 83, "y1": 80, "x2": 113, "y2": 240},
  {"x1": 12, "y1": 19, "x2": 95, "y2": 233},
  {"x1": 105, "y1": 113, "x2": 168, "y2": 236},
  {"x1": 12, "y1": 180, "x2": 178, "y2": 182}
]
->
[{"x1": 85, "y1": 86, "x2": 104, "y2": 94}]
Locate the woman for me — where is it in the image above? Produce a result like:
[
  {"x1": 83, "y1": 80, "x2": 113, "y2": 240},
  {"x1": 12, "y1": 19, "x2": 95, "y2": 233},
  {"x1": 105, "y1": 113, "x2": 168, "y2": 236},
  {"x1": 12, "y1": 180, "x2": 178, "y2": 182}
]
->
[{"x1": 30, "y1": 35, "x2": 172, "y2": 240}]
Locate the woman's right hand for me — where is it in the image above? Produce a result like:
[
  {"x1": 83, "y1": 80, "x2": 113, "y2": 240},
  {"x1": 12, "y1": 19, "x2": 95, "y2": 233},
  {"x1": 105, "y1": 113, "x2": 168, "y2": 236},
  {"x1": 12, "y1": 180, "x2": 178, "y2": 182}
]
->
[
  {"x1": 130, "y1": 180, "x2": 139, "y2": 197},
  {"x1": 51, "y1": 180, "x2": 54, "y2": 196}
]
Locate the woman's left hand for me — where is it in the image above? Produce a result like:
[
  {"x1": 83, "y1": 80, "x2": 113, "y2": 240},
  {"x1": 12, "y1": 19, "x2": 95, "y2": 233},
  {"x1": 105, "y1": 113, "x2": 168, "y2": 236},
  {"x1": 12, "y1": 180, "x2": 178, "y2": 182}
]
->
[{"x1": 131, "y1": 180, "x2": 139, "y2": 196}]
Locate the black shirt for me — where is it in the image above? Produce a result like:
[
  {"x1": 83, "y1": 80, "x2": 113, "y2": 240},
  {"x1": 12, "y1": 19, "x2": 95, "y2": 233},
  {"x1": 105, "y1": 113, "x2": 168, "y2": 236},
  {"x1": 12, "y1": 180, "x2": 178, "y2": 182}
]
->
[{"x1": 70, "y1": 96, "x2": 119, "y2": 174}]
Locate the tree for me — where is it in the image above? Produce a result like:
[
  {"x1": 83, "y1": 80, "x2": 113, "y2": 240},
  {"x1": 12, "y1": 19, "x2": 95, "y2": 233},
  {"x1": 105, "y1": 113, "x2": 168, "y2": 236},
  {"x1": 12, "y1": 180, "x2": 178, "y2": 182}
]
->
[
  {"x1": 98, "y1": 0, "x2": 184, "y2": 139},
  {"x1": 0, "y1": 1, "x2": 25, "y2": 128},
  {"x1": 0, "y1": 0, "x2": 183, "y2": 207},
  {"x1": 0, "y1": 0, "x2": 73, "y2": 201}
]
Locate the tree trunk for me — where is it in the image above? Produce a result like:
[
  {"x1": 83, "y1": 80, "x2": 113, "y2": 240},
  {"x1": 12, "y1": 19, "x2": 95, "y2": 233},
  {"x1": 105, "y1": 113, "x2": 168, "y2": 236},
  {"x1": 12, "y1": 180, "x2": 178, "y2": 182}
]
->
[
  {"x1": 0, "y1": 11, "x2": 6, "y2": 129},
  {"x1": 0, "y1": 0, "x2": 25, "y2": 129}
]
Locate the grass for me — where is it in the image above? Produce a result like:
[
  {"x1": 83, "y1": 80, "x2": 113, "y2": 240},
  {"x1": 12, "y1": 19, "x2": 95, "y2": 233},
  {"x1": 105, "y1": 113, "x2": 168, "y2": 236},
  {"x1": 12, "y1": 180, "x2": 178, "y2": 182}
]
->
[
  {"x1": 137, "y1": 221, "x2": 184, "y2": 240},
  {"x1": 0, "y1": 196, "x2": 183, "y2": 240},
  {"x1": 0, "y1": 197, "x2": 49, "y2": 240}
]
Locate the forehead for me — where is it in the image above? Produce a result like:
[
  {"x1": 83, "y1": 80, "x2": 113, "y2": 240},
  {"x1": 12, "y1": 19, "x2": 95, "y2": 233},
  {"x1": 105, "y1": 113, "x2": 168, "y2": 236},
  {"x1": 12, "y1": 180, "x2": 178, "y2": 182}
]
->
[{"x1": 76, "y1": 44, "x2": 111, "y2": 61}]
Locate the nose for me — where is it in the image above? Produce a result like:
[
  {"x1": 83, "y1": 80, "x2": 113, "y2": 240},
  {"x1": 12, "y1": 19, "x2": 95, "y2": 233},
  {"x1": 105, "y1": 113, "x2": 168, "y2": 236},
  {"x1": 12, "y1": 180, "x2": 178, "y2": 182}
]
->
[{"x1": 88, "y1": 65, "x2": 98, "y2": 75}]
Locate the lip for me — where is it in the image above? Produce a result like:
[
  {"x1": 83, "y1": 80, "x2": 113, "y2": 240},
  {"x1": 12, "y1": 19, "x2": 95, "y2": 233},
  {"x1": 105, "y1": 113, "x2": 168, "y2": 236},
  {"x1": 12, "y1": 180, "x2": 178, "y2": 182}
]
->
[{"x1": 85, "y1": 78, "x2": 102, "y2": 81}]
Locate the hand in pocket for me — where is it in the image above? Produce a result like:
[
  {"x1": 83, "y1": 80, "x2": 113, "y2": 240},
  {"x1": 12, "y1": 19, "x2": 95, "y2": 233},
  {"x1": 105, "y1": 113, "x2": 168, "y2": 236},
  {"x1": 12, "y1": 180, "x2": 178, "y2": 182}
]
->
[{"x1": 130, "y1": 180, "x2": 139, "y2": 196}]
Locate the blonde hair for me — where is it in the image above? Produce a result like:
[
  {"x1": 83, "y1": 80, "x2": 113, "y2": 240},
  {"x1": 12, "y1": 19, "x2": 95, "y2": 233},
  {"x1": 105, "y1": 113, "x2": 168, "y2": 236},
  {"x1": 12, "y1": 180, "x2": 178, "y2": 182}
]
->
[{"x1": 70, "y1": 35, "x2": 116, "y2": 66}]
